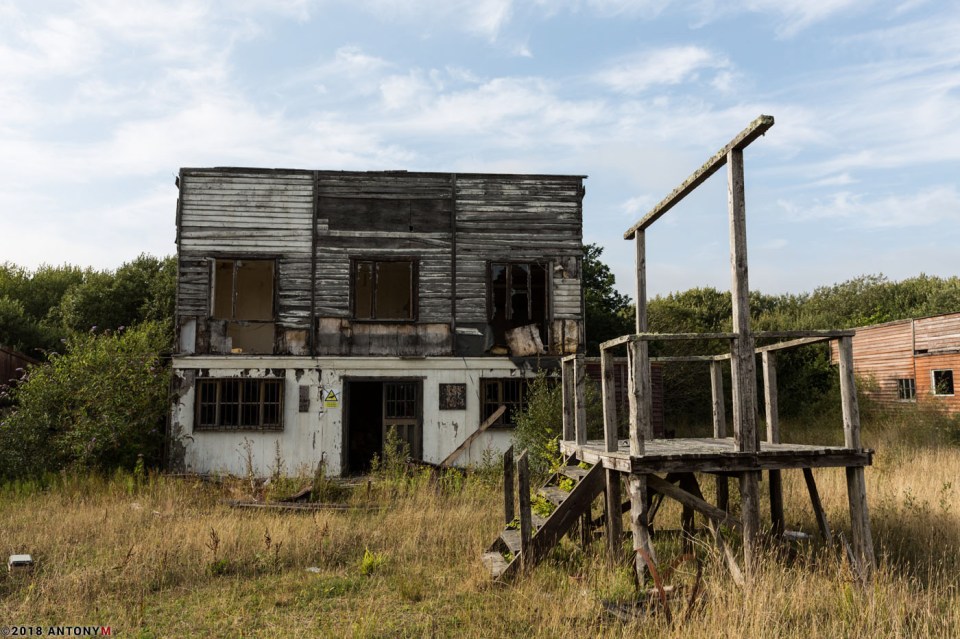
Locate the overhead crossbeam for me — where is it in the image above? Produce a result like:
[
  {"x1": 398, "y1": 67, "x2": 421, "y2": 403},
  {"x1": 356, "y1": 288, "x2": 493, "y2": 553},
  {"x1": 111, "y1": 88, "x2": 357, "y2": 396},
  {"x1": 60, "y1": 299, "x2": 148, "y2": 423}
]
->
[{"x1": 623, "y1": 115, "x2": 775, "y2": 239}]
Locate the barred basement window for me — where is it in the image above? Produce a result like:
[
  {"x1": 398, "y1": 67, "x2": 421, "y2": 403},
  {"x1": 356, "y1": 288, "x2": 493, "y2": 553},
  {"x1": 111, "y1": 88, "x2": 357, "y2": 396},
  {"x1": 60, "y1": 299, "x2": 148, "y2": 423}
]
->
[
  {"x1": 896, "y1": 378, "x2": 916, "y2": 402},
  {"x1": 932, "y1": 369, "x2": 954, "y2": 396},
  {"x1": 481, "y1": 378, "x2": 530, "y2": 428},
  {"x1": 196, "y1": 378, "x2": 283, "y2": 430}
]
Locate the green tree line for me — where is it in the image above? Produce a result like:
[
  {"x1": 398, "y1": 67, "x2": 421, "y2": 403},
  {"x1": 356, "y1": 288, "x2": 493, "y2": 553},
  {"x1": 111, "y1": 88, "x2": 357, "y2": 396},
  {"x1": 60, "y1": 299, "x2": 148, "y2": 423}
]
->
[{"x1": 0, "y1": 255, "x2": 175, "y2": 480}]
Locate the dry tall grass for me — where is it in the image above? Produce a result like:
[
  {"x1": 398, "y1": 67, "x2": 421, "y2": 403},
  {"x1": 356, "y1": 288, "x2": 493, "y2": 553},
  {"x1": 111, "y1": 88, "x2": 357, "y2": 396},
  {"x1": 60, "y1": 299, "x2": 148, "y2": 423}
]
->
[{"x1": 1, "y1": 410, "x2": 958, "y2": 638}]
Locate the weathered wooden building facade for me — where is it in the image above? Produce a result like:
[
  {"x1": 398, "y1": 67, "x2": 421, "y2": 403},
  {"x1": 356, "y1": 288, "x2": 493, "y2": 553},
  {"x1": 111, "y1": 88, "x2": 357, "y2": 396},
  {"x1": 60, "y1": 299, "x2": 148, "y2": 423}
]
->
[
  {"x1": 169, "y1": 168, "x2": 585, "y2": 476},
  {"x1": 830, "y1": 312, "x2": 960, "y2": 412}
]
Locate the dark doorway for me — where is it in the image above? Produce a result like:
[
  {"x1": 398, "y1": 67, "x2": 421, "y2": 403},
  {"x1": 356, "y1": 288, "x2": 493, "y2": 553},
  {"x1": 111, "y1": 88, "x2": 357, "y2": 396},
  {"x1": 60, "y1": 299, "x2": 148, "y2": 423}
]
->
[{"x1": 345, "y1": 379, "x2": 422, "y2": 474}]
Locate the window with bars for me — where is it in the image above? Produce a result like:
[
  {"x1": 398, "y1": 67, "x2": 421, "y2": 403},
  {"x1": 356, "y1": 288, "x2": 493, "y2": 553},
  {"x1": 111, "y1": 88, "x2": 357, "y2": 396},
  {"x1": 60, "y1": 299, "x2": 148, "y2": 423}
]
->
[
  {"x1": 932, "y1": 369, "x2": 954, "y2": 396},
  {"x1": 195, "y1": 378, "x2": 284, "y2": 430},
  {"x1": 481, "y1": 378, "x2": 530, "y2": 428},
  {"x1": 896, "y1": 378, "x2": 916, "y2": 401}
]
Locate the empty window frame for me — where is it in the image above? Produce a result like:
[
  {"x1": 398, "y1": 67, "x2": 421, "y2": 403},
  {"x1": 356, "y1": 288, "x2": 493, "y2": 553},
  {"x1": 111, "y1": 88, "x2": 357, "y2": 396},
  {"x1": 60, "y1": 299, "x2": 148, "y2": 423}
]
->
[
  {"x1": 489, "y1": 262, "x2": 547, "y2": 345},
  {"x1": 481, "y1": 378, "x2": 530, "y2": 428},
  {"x1": 195, "y1": 378, "x2": 283, "y2": 430},
  {"x1": 212, "y1": 259, "x2": 275, "y2": 320},
  {"x1": 896, "y1": 378, "x2": 916, "y2": 401},
  {"x1": 932, "y1": 369, "x2": 954, "y2": 396},
  {"x1": 353, "y1": 259, "x2": 416, "y2": 320}
]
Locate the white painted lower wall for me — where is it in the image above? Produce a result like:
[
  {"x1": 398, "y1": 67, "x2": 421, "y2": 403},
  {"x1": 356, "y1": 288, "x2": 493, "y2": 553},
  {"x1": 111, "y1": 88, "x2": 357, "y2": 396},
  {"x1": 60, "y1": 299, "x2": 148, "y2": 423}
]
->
[{"x1": 170, "y1": 356, "x2": 542, "y2": 477}]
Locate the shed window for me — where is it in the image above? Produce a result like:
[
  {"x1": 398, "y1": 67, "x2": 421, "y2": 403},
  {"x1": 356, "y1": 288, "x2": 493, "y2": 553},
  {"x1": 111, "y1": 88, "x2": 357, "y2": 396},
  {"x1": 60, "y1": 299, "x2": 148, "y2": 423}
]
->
[
  {"x1": 196, "y1": 378, "x2": 283, "y2": 430},
  {"x1": 481, "y1": 378, "x2": 530, "y2": 428},
  {"x1": 932, "y1": 369, "x2": 954, "y2": 396},
  {"x1": 896, "y1": 378, "x2": 916, "y2": 402},
  {"x1": 353, "y1": 260, "x2": 415, "y2": 320},
  {"x1": 489, "y1": 262, "x2": 547, "y2": 346}
]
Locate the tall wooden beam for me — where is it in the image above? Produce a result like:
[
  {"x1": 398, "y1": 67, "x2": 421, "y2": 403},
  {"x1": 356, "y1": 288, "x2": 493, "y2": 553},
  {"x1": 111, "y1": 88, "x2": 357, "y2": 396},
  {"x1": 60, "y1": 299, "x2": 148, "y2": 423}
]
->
[
  {"x1": 628, "y1": 230, "x2": 655, "y2": 580},
  {"x1": 838, "y1": 336, "x2": 875, "y2": 580},
  {"x1": 762, "y1": 351, "x2": 784, "y2": 536},
  {"x1": 503, "y1": 445, "x2": 515, "y2": 525},
  {"x1": 624, "y1": 115, "x2": 774, "y2": 239},
  {"x1": 728, "y1": 146, "x2": 760, "y2": 576},
  {"x1": 518, "y1": 451, "x2": 532, "y2": 571}
]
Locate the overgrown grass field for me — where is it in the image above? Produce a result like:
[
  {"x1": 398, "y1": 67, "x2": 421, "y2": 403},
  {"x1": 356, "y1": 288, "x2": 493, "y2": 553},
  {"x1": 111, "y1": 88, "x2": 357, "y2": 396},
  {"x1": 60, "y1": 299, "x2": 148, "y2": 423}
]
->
[{"x1": 1, "y1": 410, "x2": 959, "y2": 638}]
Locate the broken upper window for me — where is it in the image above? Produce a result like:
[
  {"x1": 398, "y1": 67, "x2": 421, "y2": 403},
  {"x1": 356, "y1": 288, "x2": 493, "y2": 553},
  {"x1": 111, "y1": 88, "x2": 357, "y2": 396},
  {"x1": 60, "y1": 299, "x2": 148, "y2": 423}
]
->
[
  {"x1": 212, "y1": 259, "x2": 275, "y2": 353},
  {"x1": 489, "y1": 262, "x2": 547, "y2": 347},
  {"x1": 353, "y1": 259, "x2": 416, "y2": 320},
  {"x1": 195, "y1": 377, "x2": 283, "y2": 430}
]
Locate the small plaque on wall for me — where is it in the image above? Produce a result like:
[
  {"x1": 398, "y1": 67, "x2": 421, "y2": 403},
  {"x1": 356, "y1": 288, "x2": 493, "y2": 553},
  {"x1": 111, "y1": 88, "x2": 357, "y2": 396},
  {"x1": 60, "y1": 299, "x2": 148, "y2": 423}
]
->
[{"x1": 439, "y1": 383, "x2": 466, "y2": 410}]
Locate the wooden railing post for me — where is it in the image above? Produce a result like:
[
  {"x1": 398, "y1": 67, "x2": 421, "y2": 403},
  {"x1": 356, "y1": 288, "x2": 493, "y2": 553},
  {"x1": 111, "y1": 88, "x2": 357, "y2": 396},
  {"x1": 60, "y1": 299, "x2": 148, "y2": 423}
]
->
[
  {"x1": 562, "y1": 358, "x2": 575, "y2": 442},
  {"x1": 838, "y1": 336, "x2": 875, "y2": 580},
  {"x1": 601, "y1": 347, "x2": 623, "y2": 561},
  {"x1": 574, "y1": 354, "x2": 587, "y2": 446},
  {"x1": 517, "y1": 451, "x2": 532, "y2": 570},
  {"x1": 710, "y1": 360, "x2": 729, "y2": 512},
  {"x1": 762, "y1": 351, "x2": 784, "y2": 535},
  {"x1": 503, "y1": 445, "x2": 515, "y2": 525}
]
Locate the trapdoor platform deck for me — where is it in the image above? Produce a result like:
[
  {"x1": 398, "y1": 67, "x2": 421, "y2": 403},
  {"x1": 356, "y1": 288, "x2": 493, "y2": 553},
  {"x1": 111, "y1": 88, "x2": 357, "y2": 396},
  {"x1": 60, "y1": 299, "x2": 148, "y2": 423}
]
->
[{"x1": 560, "y1": 437, "x2": 872, "y2": 474}]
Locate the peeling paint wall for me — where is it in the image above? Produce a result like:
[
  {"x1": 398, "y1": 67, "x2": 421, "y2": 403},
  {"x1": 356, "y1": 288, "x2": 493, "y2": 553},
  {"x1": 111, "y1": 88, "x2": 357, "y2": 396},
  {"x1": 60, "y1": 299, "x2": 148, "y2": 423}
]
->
[{"x1": 170, "y1": 356, "x2": 539, "y2": 477}]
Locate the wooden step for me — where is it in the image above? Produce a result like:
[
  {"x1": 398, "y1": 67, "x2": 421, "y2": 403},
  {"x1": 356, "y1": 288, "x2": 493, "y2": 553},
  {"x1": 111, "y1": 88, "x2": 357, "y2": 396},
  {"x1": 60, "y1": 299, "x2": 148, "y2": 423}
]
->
[
  {"x1": 560, "y1": 465, "x2": 590, "y2": 481},
  {"x1": 481, "y1": 551, "x2": 511, "y2": 580},
  {"x1": 500, "y1": 529, "x2": 521, "y2": 554},
  {"x1": 539, "y1": 486, "x2": 571, "y2": 506}
]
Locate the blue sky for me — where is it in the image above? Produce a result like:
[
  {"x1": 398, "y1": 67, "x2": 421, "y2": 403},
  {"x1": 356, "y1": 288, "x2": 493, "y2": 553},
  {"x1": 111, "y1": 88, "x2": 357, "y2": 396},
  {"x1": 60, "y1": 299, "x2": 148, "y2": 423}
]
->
[{"x1": 1, "y1": 0, "x2": 958, "y2": 298}]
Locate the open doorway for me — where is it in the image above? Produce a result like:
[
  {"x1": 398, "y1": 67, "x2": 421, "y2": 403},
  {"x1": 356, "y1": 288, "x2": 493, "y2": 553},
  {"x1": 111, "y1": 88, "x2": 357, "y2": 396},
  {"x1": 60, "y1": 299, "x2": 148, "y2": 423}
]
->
[{"x1": 344, "y1": 379, "x2": 422, "y2": 473}]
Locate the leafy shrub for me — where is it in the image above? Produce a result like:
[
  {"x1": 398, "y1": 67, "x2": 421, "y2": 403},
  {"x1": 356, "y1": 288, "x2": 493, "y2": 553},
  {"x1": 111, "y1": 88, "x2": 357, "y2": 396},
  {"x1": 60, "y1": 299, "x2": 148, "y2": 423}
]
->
[{"x1": 0, "y1": 321, "x2": 170, "y2": 480}]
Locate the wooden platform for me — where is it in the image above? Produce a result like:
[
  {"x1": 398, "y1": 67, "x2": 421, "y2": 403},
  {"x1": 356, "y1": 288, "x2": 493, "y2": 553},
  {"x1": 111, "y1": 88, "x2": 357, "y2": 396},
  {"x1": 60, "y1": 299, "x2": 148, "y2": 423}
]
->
[{"x1": 560, "y1": 437, "x2": 872, "y2": 474}]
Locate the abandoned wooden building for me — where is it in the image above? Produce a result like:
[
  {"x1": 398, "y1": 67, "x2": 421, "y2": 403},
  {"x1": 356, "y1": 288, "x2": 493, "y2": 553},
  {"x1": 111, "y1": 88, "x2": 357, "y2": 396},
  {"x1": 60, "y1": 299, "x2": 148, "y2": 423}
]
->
[
  {"x1": 484, "y1": 115, "x2": 876, "y2": 585},
  {"x1": 168, "y1": 168, "x2": 587, "y2": 476},
  {"x1": 830, "y1": 312, "x2": 960, "y2": 412}
]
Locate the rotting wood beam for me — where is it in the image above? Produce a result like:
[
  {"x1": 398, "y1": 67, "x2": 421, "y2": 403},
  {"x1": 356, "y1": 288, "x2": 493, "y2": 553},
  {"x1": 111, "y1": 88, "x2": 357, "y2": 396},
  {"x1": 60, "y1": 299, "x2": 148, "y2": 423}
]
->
[
  {"x1": 646, "y1": 474, "x2": 742, "y2": 532},
  {"x1": 624, "y1": 115, "x2": 774, "y2": 239}
]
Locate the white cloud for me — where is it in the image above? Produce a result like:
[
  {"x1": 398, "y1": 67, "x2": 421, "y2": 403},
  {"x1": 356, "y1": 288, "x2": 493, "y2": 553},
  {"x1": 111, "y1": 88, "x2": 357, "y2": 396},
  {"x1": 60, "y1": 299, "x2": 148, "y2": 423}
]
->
[
  {"x1": 597, "y1": 46, "x2": 729, "y2": 94},
  {"x1": 778, "y1": 186, "x2": 960, "y2": 228}
]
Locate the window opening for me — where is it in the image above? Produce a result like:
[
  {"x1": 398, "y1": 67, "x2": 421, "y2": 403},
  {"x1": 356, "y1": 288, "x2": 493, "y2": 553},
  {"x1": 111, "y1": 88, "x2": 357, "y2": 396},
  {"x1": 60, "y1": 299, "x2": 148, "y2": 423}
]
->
[
  {"x1": 353, "y1": 260, "x2": 415, "y2": 320},
  {"x1": 896, "y1": 378, "x2": 916, "y2": 401},
  {"x1": 489, "y1": 262, "x2": 547, "y2": 346},
  {"x1": 932, "y1": 369, "x2": 954, "y2": 396},
  {"x1": 196, "y1": 378, "x2": 283, "y2": 430}
]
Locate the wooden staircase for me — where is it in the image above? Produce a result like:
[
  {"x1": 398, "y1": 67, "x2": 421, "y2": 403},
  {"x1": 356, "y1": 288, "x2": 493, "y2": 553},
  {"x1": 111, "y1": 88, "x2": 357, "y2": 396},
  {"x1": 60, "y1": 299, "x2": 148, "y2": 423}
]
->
[{"x1": 482, "y1": 452, "x2": 606, "y2": 580}]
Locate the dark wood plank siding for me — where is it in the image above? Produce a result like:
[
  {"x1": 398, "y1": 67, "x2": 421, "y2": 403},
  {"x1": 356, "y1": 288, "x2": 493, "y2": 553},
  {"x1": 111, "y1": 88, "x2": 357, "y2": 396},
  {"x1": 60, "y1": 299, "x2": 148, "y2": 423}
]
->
[
  {"x1": 175, "y1": 169, "x2": 584, "y2": 357},
  {"x1": 315, "y1": 173, "x2": 454, "y2": 323},
  {"x1": 453, "y1": 176, "x2": 583, "y2": 324},
  {"x1": 177, "y1": 170, "x2": 315, "y2": 330}
]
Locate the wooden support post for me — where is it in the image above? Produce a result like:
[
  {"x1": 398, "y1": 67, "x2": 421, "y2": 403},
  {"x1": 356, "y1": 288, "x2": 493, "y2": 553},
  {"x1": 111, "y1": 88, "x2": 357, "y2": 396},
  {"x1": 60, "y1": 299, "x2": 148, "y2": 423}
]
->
[
  {"x1": 602, "y1": 347, "x2": 623, "y2": 562},
  {"x1": 517, "y1": 451, "x2": 532, "y2": 570},
  {"x1": 802, "y1": 468, "x2": 832, "y2": 546},
  {"x1": 838, "y1": 336, "x2": 875, "y2": 580},
  {"x1": 728, "y1": 147, "x2": 760, "y2": 576},
  {"x1": 574, "y1": 354, "x2": 587, "y2": 446},
  {"x1": 503, "y1": 445, "x2": 514, "y2": 525},
  {"x1": 709, "y1": 360, "x2": 729, "y2": 512},
  {"x1": 628, "y1": 231, "x2": 657, "y2": 580},
  {"x1": 562, "y1": 359, "x2": 575, "y2": 442},
  {"x1": 762, "y1": 351, "x2": 784, "y2": 536},
  {"x1": 679, "y1": 474, "x2": 697, "y2": 551}
]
